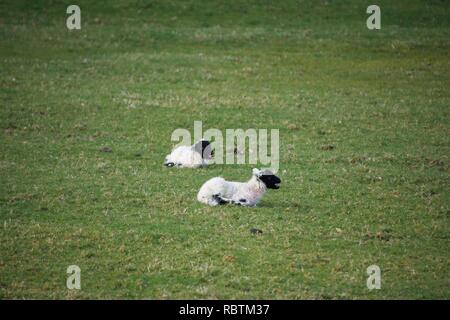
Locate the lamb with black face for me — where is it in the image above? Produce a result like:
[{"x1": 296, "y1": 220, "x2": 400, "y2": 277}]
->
[{"x1": 258, "y1": 171, "x2": 281, "y2": 189}]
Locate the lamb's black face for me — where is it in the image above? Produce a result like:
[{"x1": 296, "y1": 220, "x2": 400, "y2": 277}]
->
[
  {"x1": 258, "y1": 174, "x2": 281, "y2": 189},
  {"x1": 194, "y1": 140, "x2": 214, "y2": 159}
]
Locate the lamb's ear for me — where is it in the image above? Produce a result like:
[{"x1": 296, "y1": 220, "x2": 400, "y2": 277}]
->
[
  {"x1": 252, "y1": 168, "x2": 261, "y2": 177},
  {"x1": 193, "y1": 140, "x2": 202, "y2": 153}
]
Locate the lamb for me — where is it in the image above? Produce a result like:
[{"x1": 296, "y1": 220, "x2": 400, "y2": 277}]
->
[
  {"x1": 197, "y1": 168, "x2": 281, "y2": 206},
  {"x1": 164, "y1": 139, "x2": 213, "y2": 168}
]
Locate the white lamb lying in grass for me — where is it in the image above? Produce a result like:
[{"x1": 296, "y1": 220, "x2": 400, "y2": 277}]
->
[
  {"x1": 197, "y1": 168, "x2": 281, "y2": 207},
  {"x1": 164, "y1": 140, "x2": 213, "y2": 168}
]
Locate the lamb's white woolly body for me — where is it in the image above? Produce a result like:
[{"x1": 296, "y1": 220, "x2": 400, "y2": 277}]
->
[
  {"x1": 197, "y1": 175, "x2": 267, "y2": 207},
  {"x1": 165, "y1": 145, "x2": 208, "y2": 168}
]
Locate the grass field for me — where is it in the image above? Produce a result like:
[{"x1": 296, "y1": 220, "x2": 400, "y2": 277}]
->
[{"x1": 0, "y1": 0, "x2": 449, "y2": 299}]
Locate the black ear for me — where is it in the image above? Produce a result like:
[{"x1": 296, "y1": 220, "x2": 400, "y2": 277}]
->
[{"x1": 194, "y1": 140, "x2": 213, "y2": 159}]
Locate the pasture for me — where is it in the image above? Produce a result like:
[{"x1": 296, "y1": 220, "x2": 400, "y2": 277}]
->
[{"x1": 0, "y1": 0, "x2": 449, "y2": 299}]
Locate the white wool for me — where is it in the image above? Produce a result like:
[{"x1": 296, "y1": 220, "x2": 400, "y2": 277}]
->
[
  {"x1": 164, "y1": 145, "x2": 208, "y2": 168},
  {"x1": 197, "y1": 172, "x2": 267, "y2": 207}
]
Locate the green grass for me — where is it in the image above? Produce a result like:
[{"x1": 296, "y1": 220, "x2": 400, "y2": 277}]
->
[{"x1": 0, "y1": 0, "x2": 449, "y2": 299}]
